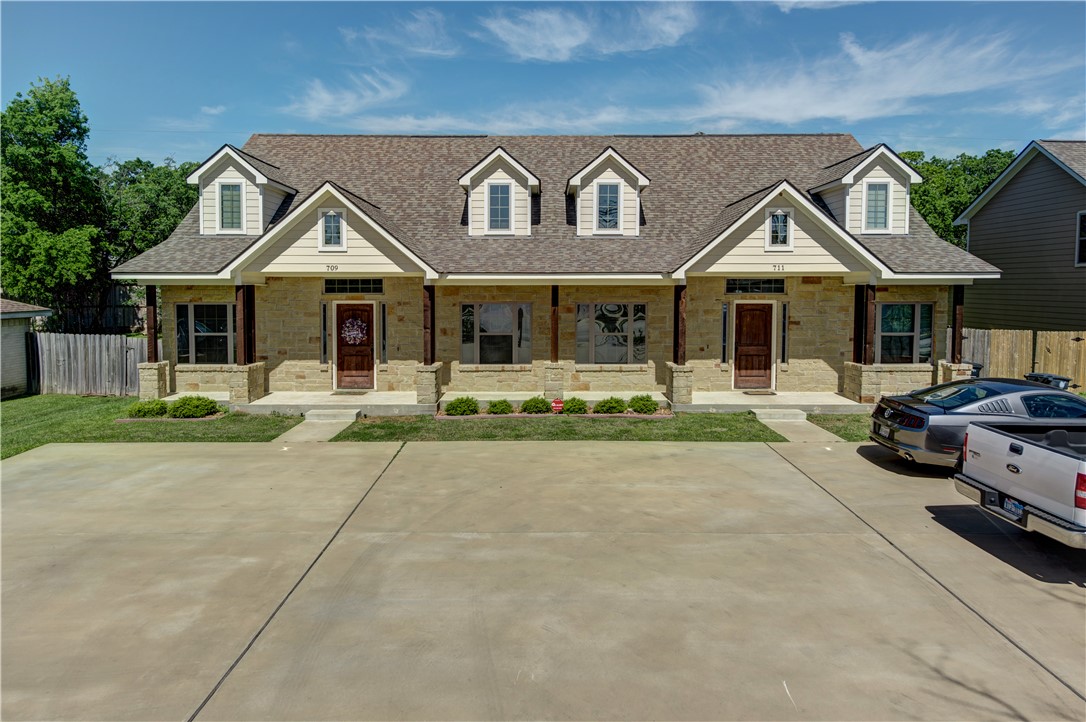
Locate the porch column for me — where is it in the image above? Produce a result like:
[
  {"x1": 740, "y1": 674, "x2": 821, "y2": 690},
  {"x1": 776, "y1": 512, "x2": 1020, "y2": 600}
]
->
[
  {"x1": 951, "y1": 285, "x2": 965, "y2": 364},
  {"x1": 853, "y1": 284, "x2": 876, "y2": 364},
  {"x1": 423, "y1": 284, "x2": 435, "y2": 365},
  {"x1": 235, "y1": 284, "x2": 256, "y2": 365},
  {"x1": 673, "y1": 284, "x2": 687, "y2": 365},
  {"x1": 550, "y1": 285, "x2": 559, "y2": 363},
  {"x1": 145, "y1": 284, "x2": 158, "y2": 363}
]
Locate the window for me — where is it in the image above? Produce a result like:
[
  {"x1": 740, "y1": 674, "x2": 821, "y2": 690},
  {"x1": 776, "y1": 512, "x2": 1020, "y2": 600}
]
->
[
  {"x1": 460, "y1": 303, "x2": 532, "y2": 364},
  {"x1": 726, "y1": 278, "x2": 785, "y2": 294},
  {"x1": 721, "y1": 303, "x2": 729, "y2": 362},
  {"x1": 1022, "y1": 394, "x2": 1086, "y2": 419},
  {"x1": 597, "y1": 182, "x2": 620, "y2": 230},
  {"x1": 864, "y1": 181, "x2": 890, "y2": 232},
  {"x1": 219, "y1": 183, "x2": 242, "y2": 231},
  {"x1": 380, "y1": 303, "x2": 388, "y2": 364},
  {"x1": 324, "y1": 279, "x2": 383, "y2": 294},
  {"x1": 875, "y1": 303, "x2": 933, "y2": 364},
  {"x1": 576, "y1": 303, "x2": 646, "y2": 364},
  {"x1": 1076, "y1": 211, "x2": 1085, "y2": 266},
  {"x1": 764, "y1": 208, "x2": 793, "y2": 250},
  {"x1": 319, "y1": 208, "x2": 345, "y2": 250},
  {"x1": 780, "y1": 302, "x2": 789, "y2": 363},
  {"x1": 176, "y1": 303, "x2": 236, "y2": 365},
  {"x1": 488, "y1": 183, "x2": 511, "y2": 232}
]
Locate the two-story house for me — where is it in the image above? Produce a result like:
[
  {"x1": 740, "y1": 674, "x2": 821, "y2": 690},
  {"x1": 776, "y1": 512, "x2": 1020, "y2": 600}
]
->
[{"x1": 112, "y1": 134, "x2": 998, "y2": 408}]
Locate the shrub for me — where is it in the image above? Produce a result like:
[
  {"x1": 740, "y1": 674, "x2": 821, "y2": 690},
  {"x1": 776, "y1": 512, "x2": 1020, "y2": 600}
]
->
[
  {"x1": 166, "y1": 395, "x2": 221, "y2": 419},
  {"x1": 444, "y1": 396, "x2": 480, "y2": 416},
  {"x1": 127, "y1": 399, "x2": 168, "y2": 418},
  {"x1": 628, "y1": 394, "x2": 658, "y2": 415},
  {"x1": 519, "y1": 396, "x2": 551, "y2": 414},
  {"x1": 592, "y1": 396, "x2": 628, "y2": 414},
  {"x1": 487, "y1": 399, "x2": 513, "y2": 415},
  {"x1": 562, "y1": 397, "x2": 588, "y2": 414}
]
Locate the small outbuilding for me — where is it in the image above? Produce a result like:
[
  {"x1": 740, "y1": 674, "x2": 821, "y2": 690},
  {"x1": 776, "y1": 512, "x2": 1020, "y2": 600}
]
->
[{"x1": 1, "y1": 299, "x2": 52, "y2": 399}]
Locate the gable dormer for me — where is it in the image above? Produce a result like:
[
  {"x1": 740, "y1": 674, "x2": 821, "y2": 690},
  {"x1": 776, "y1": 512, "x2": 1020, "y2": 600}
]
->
[
  {"x1": 566, "y1": 147, "x2": 649, "y2": 237},
  {"x1": 186, "y1": 145, "x2": 296, "y2": 236},
  {"x1": 810, "y1": 144, "x2": 920, "y2": 236},
  {"x1": 459, "y1": 147, "x2": 539, "y2": 237}
]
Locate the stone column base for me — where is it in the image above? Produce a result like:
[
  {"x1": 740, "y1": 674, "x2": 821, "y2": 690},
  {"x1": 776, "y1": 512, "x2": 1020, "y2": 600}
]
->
[
  {"x1": 937, "y1": 360, "x2": 975, "y2": 384},
  {"x1": 666, "y1": 362, "x2": 693, "y2": 405},
  {"x1": 138, "y1": 361, "x2": 169, "y2": 400},
  {"x1": 843, "y1": 361, "x2": 934, "y2": 403},
  {"x1": 415, "y1": 362, "x2": 443, "y2": 404},
  {"x1": 544, "y1": 362, "x2": 565, "y2": 399}
]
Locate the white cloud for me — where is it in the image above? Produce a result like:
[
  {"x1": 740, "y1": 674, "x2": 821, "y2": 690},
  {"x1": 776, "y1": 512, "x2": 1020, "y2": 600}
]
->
[
  {"x1": 775, "y1": 1, "x2": 869, "y2": 13},
  {"x1": 984, "y1": 94, "x2": 1086, "y2": 131},
  {"x1": 343, "y1": 104, "x2": 636, "y2": 135},
  {"x1": 154, "y1": 105, "x2": 225, "y2": 132},
  {"x1": 281, "y1": 70, "x2": 409, "y2": 121},
  {"x1": 200, "y1": 105, "x2": 225, "y2": 116},
  {"x1": 692, "y1": 31, "x2": 1079, "y2": 126},
  {"x1": 480, "y1": 3, "x2": 697, "y2": 62},
  {"x1": 343, "y1": 8, "x2": 459, "y2": 58}
]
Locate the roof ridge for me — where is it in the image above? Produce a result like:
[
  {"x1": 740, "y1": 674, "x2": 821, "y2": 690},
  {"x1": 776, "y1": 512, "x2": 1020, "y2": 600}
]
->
[{"x1": 228, "y1": 143, "x2": 282, "y2": 169}]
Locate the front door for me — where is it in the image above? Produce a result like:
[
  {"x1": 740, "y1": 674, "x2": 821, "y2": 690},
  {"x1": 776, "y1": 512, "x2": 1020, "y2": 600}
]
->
[
  {"x1": 336, "y1": 304, "x2": 375, "y2": 390},
  {"x1": 734, "y1": 304, "x2": 773, "y2": 389}
]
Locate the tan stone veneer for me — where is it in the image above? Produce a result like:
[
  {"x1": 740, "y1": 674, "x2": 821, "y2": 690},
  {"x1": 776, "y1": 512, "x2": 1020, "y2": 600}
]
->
[
  {"x1": 175, "y1": 362, "x2": 265, "y2": 403},
  {"x1": 137, "y1": 361, "x2": 169, "y2": 400}
]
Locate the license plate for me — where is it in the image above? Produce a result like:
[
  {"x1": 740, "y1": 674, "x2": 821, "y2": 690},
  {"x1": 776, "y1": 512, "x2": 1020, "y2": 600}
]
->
[
  {"x1": 1003, "y1": 497, "x2": 1024, "y2": 519},
  {"x1": 875, "y1": 423, "x2": 891, "y2": 439}
]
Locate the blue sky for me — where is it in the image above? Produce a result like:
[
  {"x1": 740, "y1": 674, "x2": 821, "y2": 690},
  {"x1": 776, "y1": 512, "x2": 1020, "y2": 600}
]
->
[{"x1": 2, "y1": 1, "x2": 1083, "y2": 166}]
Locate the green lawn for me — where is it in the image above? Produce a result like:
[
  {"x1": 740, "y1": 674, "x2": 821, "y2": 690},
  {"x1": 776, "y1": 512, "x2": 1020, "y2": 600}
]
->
[
  {"x1": 334, "y1": 412, "x2": 786, "y2": 442},
  {"x1": 807, "y1": 413, "x2": 873, "y2": 442},
  {"x1": 0, "y1": 394, "x2": 303, "y2": 460}
]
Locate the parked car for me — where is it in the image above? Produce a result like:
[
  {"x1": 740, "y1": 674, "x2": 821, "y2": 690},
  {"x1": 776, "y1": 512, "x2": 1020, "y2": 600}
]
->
[{"x1": 869, "y1": 378, "x2": 1086, "y2": 467}]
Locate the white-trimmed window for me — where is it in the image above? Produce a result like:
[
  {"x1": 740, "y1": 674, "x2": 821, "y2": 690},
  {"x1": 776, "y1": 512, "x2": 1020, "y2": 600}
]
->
[
  {"x1": 863, "y1": 181, "x2": 891, "y2": 233},
  {"x1": 176, "y1": 303, "x2": 236, "y2": 364},
  {"x1": 319, "y1": 208, "x2": 346, "y2": 251},
  {"x1": 576, "y1": 303, "x2": 646, "y2": 364},
  {"x1": 218, "y1": 182, "x2": 243, "y2": 232},
  {"x1": 460, "y1": 303, "x2": 532, "y2": 364},
  {"x1": 875, "y1": 303, "x2": 933, "y2": 364},
  {"x1": 1075, "y1": 210, "x2": 1085, "y2": 266},
  {"x1": 596, "y1": 182, "x2": 621, "y2": 231},
  {"x1": 764, "y1": 207, "x2": 793, "y2": 250},
  {"x1": 487, "y1": 182, "x2": 512, "y2": 232}
]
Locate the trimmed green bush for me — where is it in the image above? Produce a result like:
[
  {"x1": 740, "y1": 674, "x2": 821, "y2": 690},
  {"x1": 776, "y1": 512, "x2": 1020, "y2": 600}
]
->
[
  {"x1": 127, "y1": 399, "x2": 168, "y2": 418},
  {"x1": 519, "y1": 396, "x2": 551, "y2": 414},
  {"x1": 628, "y1": 394, "x2": 658, "y2": 415},
  {"x1": 486, "y1": 399, "x2": 513, "y2": 415},
  {"x1": 445, "y1": 396, "x2": 480, "y2": 416},
  {"x1": 562, "y1": 397, "x2": 588, "y2": 414},
  {"x1": 166, "y1": 395, "x2": 221, "y2": 419},
  {"x1": 592, "y1": 396, "x2": 628, "y2": 414}
]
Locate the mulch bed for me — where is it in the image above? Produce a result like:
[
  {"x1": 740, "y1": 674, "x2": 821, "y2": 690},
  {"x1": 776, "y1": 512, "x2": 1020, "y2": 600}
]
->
[
  {"x1": 114, "y1": 412, "x2": 227, "y2": 423},
  {"x1": 436, "y1": 411, "x2": 674, "y2": 421}
]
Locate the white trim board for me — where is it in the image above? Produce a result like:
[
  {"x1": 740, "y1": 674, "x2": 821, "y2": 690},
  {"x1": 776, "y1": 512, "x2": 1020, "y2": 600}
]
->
[{"x1": 458, "y1": 146, "x2": 540, "y2": 190}]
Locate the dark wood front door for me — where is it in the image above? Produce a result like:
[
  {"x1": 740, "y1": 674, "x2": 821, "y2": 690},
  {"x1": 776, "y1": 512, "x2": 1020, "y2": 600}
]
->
[
  {"x1": 336, "y1": 304, "x2": 375, "y2": 390},
  {"x1": 734, "y1": 304, "x2": 773, "y2": 389}
]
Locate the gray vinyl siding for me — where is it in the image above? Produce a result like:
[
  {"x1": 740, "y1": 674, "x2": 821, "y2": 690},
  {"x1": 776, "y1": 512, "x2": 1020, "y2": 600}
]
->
[
  {"x1": 819, "y1": 186, "x2": 847, "y2": 224},
  {"x1": 964, "y1": 153, "x2": 1086, "y2": 330},
  {"x1": 1, "y1": 318, "x2": 29, "y2": 397}
]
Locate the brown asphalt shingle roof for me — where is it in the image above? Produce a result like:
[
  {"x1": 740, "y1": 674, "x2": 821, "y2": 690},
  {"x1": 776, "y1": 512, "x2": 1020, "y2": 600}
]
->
[
  {"x1": 0, "y1": 298, "x2": 51, "y2": 315},
  {"x1": 114, "y1": 133, "x2": 995, "y2": 277},
  {"x1": 1036, "y1": 140, "x2": 1086, "y2": 182}
]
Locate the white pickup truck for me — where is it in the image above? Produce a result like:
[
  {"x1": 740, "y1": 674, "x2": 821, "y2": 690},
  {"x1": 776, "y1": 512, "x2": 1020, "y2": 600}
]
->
[{"x1": 954, "y1": 421, "x2": 1086, "y2": 549}]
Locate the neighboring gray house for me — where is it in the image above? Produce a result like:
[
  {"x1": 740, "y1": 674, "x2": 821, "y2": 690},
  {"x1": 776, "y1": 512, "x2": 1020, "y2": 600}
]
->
[
  {"x1": 1, "y1": 299, "x2": 51, "y2": 398},
  {"x1": 955, "y1": 140, "x2": 1086, "y2": 331}
]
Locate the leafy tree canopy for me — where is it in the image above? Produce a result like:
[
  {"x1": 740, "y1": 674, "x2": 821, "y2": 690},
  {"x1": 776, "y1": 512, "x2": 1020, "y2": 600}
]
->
[
  {"x1": 901, "y1": 148, "x2": 1016, "y2": 248},
  {"x1": 101, "y1": 157, "x2": 198, "y2": 265}
]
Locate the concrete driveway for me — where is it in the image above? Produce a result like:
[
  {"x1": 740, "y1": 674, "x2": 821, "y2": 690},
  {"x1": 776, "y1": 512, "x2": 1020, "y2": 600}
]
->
[{"x1": 2, "y1": 441, "x2": 1083, "y2": 721}]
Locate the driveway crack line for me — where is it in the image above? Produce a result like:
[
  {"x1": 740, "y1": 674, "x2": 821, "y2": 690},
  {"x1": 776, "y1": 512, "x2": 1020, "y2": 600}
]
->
[
  {"x1": 187, "y1": 441, "x2": 407, "y2": 721},
  {"x1": 766, "y1": 443, "x2": 1086, "y2": 703}
]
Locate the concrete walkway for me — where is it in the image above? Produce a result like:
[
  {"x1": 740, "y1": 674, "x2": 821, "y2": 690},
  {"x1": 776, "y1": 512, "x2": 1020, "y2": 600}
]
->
[
  {"x1": 753, "y1": 407, "x2": 847, "y2": 443},
  {"x1": 273, "y1": 410, "x2": 358, "y2": 442}
]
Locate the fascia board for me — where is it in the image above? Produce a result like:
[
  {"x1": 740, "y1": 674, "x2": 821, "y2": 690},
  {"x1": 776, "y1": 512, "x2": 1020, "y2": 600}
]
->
[
  {"x1": 458, "y1": 147, "x2": 540, "y2": 189},
  {"x1": 842, "y1": 145, "x2": 922, "y2": 184},
  {"x1": 186, "y1": 145, "x2": 269, "y2": 185},
  {"x1": 566, "y1": 146, "x2": 651, "y2": 192},
  {"x1": 437, "y1": 274, "x2": 673, "y2": 286}
]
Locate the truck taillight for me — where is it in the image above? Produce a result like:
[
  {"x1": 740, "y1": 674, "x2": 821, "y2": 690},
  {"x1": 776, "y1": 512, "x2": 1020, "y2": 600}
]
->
[
  {"x1": 1076, "y1": 473, "x2": 1086, "y2": 510},
  {"x1": 963, "y1": 432, "x2": 968, "y2": 458}
]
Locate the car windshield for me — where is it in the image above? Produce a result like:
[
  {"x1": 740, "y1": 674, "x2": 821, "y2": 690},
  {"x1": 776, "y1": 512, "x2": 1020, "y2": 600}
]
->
[{"x1": 908, "y1": 382, "x2": 997, "y2": 410}]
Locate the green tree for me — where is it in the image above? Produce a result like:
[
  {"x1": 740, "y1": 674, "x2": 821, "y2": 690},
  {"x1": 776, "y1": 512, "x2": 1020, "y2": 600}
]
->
[
  {"x1": 1, "y1": 76, "x2": 106, "y2": 324},
  {"x1": 901, "y1": 148, "x2": 1016, "y2": 248},
  {"x1": 100, "y1": 157, "x2": 198, "y2": 266}
]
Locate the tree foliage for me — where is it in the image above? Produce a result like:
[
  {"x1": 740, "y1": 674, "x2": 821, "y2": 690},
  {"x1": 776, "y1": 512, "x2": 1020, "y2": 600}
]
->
[
  {"x1": 101, "y1": 157, "x2": 198, "y2": 266},
  {"x1": 901, "y1": 148, "x2": 1016, "y2": 248}
]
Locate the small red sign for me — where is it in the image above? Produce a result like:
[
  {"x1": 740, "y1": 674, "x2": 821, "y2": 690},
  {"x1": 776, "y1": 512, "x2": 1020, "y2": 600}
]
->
[{"x1": 551, "y1": 398, "x2": 564, "y2": 414}]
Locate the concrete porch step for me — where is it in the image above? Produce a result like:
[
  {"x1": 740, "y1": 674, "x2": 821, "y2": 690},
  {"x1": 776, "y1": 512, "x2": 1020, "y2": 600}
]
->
[
  {"x1": 304, "y1": 409, "x2": 361, "y2": 422},
  {"x1": 752, "y1": 408, "x2": 807, "y2": 422}
]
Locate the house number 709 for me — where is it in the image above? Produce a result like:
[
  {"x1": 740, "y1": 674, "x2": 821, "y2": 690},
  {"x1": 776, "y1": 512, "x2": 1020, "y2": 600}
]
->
[
  {"x1": 771, "y1": 264, "x2": 785, "y2": 271},
  {"x1": 326, "y1": 264, "x2": 339, "y2": 272}
]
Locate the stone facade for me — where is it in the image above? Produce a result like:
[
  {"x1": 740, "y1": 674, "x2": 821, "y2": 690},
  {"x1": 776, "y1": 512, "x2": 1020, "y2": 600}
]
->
[
  {"x1": 137, "y1": 361, "x2": 169, "y2": 400},
  {"x1": 665, "y1": 362, "x2": 693, "y2": 404},
  {"x1": 843, "y1": 362, "x2": 935, "y2": 403},
  {"x1": 938, "y1": 360, "x2": 975, "y2": 383},
  {"x1": 415, "y1": 362, "x2": 443, "y2": 405},
  {"x1": 175, "y1": 361, "x2": 266, "y2": 403}
]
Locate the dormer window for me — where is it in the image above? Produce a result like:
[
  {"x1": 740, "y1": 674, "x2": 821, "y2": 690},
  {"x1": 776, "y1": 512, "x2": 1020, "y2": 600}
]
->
[
  {"x1": 319, "y1": 208, "x2": 346, "y2": 251},
  {"x1": 488, "y1": 182, "x2": 511, "y2": 232},
  {"x1": 864, "y1": 181, "x2": 890, "y2": 232},
  {"x1": 597, "y1": 183, "x2": 620, "y2": 230},
  {"x1": 765, "y1": 207, "x2": 793, "y2": 251},
  {"x1": 219, "y1": 183, "x2": 243, "y2": 231}
]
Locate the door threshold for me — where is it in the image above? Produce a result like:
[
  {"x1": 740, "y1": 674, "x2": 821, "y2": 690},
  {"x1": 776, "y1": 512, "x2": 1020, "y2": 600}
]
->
[
  {"x1": 742, "y1": 389, "x2": 777, "y2": 395},
  {"x1": 332, "y1": 390, "x2": 370, "y2": 395}
]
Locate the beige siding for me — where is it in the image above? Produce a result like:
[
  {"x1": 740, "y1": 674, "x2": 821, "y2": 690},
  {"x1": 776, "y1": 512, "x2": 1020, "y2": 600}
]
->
[
  {"x1": 689, "y1": 204, "x2": 869, "y2": 274},
  {"x1": 262, "y1": 186, "x2": 287, "y2": 229},
  {"x1": 1, "y1": 317, "x2": 29, "y2": 397},
  {"x1": 819, "y1": 186, "x2": 847, "y2": 224},
  {"x1": 250, "y1": 193, "x2": 422, "y2": 275},
  {"x1": 965, "y1": 153, "x2": 1086, "y2": 330},
  {"x1": 848, "y1": 161, "x2": 909, "y2": 235},
  {"x1": 577, "y1": 160, "x2": 639, "y2": 236},
  {"x1": 467, "y1": 160, "x2": 531, "y2": 237},
  {"x1": 199, "y1": 158, "x2": 260, "y2": 235}
]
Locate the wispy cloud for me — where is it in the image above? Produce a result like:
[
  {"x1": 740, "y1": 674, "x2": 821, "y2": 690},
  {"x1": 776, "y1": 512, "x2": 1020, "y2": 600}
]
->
[
  {"x1": 342, "y1": 8, "x2": 459, "y2": 58},
  {"x1": 153, "y1": 105, "x2": 227, "y2": 132},
  {"x1": 775, "y1": 1, "x2": 869, "y2": 13},
  {"x1": 984, "y1": 94, "x2": 1086, "y2": 131},
  {"x1": 200, "y1": 105, "x2": 225, "y2": 116},
  {"x1": 692, "y1": 31, "x2": 1078, "y2": 126},
  {"x1": 341, "y1": 104, "x2": 638, "y2": 135},
  {"x1": 480, "y1": 3, "x2": 697, "y2": 62},
  {"x1": 281, "y1": 70, "x2": 409, "y2": 121}
]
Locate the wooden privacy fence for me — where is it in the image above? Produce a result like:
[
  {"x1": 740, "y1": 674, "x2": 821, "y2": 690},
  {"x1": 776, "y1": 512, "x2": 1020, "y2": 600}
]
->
[
  {"x1": 961, "y1": 328, "x2": 1086, "y2": 389},
  {"x1": 29, "y1": 333, "x2": 161, "y2": 396}
]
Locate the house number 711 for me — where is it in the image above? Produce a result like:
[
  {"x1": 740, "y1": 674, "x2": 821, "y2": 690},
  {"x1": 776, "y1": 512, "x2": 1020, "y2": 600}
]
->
[{"x1": 771, "y1": 264, "x2": 785, "y2": 271}]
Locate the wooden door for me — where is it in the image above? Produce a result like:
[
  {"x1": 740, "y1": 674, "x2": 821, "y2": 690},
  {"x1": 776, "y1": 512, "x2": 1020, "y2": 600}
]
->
[
  {"x1": 336, "y1": 304, "x2": 375, "y2": 390},
  {"x1": 734, "y1": 304, "x2": 773, "y2": 389}
]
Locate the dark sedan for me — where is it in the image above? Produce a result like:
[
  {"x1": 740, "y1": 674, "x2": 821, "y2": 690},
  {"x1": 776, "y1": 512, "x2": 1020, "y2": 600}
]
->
[{"x1": 869, "y1": 378, "x2": 1086, "y2": 467}]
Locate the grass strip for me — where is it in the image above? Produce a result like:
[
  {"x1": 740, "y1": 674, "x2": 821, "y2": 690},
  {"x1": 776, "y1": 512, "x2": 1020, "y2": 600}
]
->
[{"x1": 806, "y1": 413, "x2": 872, "y2": 442}]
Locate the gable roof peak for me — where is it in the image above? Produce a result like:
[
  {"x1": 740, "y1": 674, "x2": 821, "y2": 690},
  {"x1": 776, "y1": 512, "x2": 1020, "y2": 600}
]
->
[
  {"x1": 457, "y1": 145, "x2": 540, "y2": 190},
  {"x1": 566, "y1": 145, "x2": 650, "y2": 193}
]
